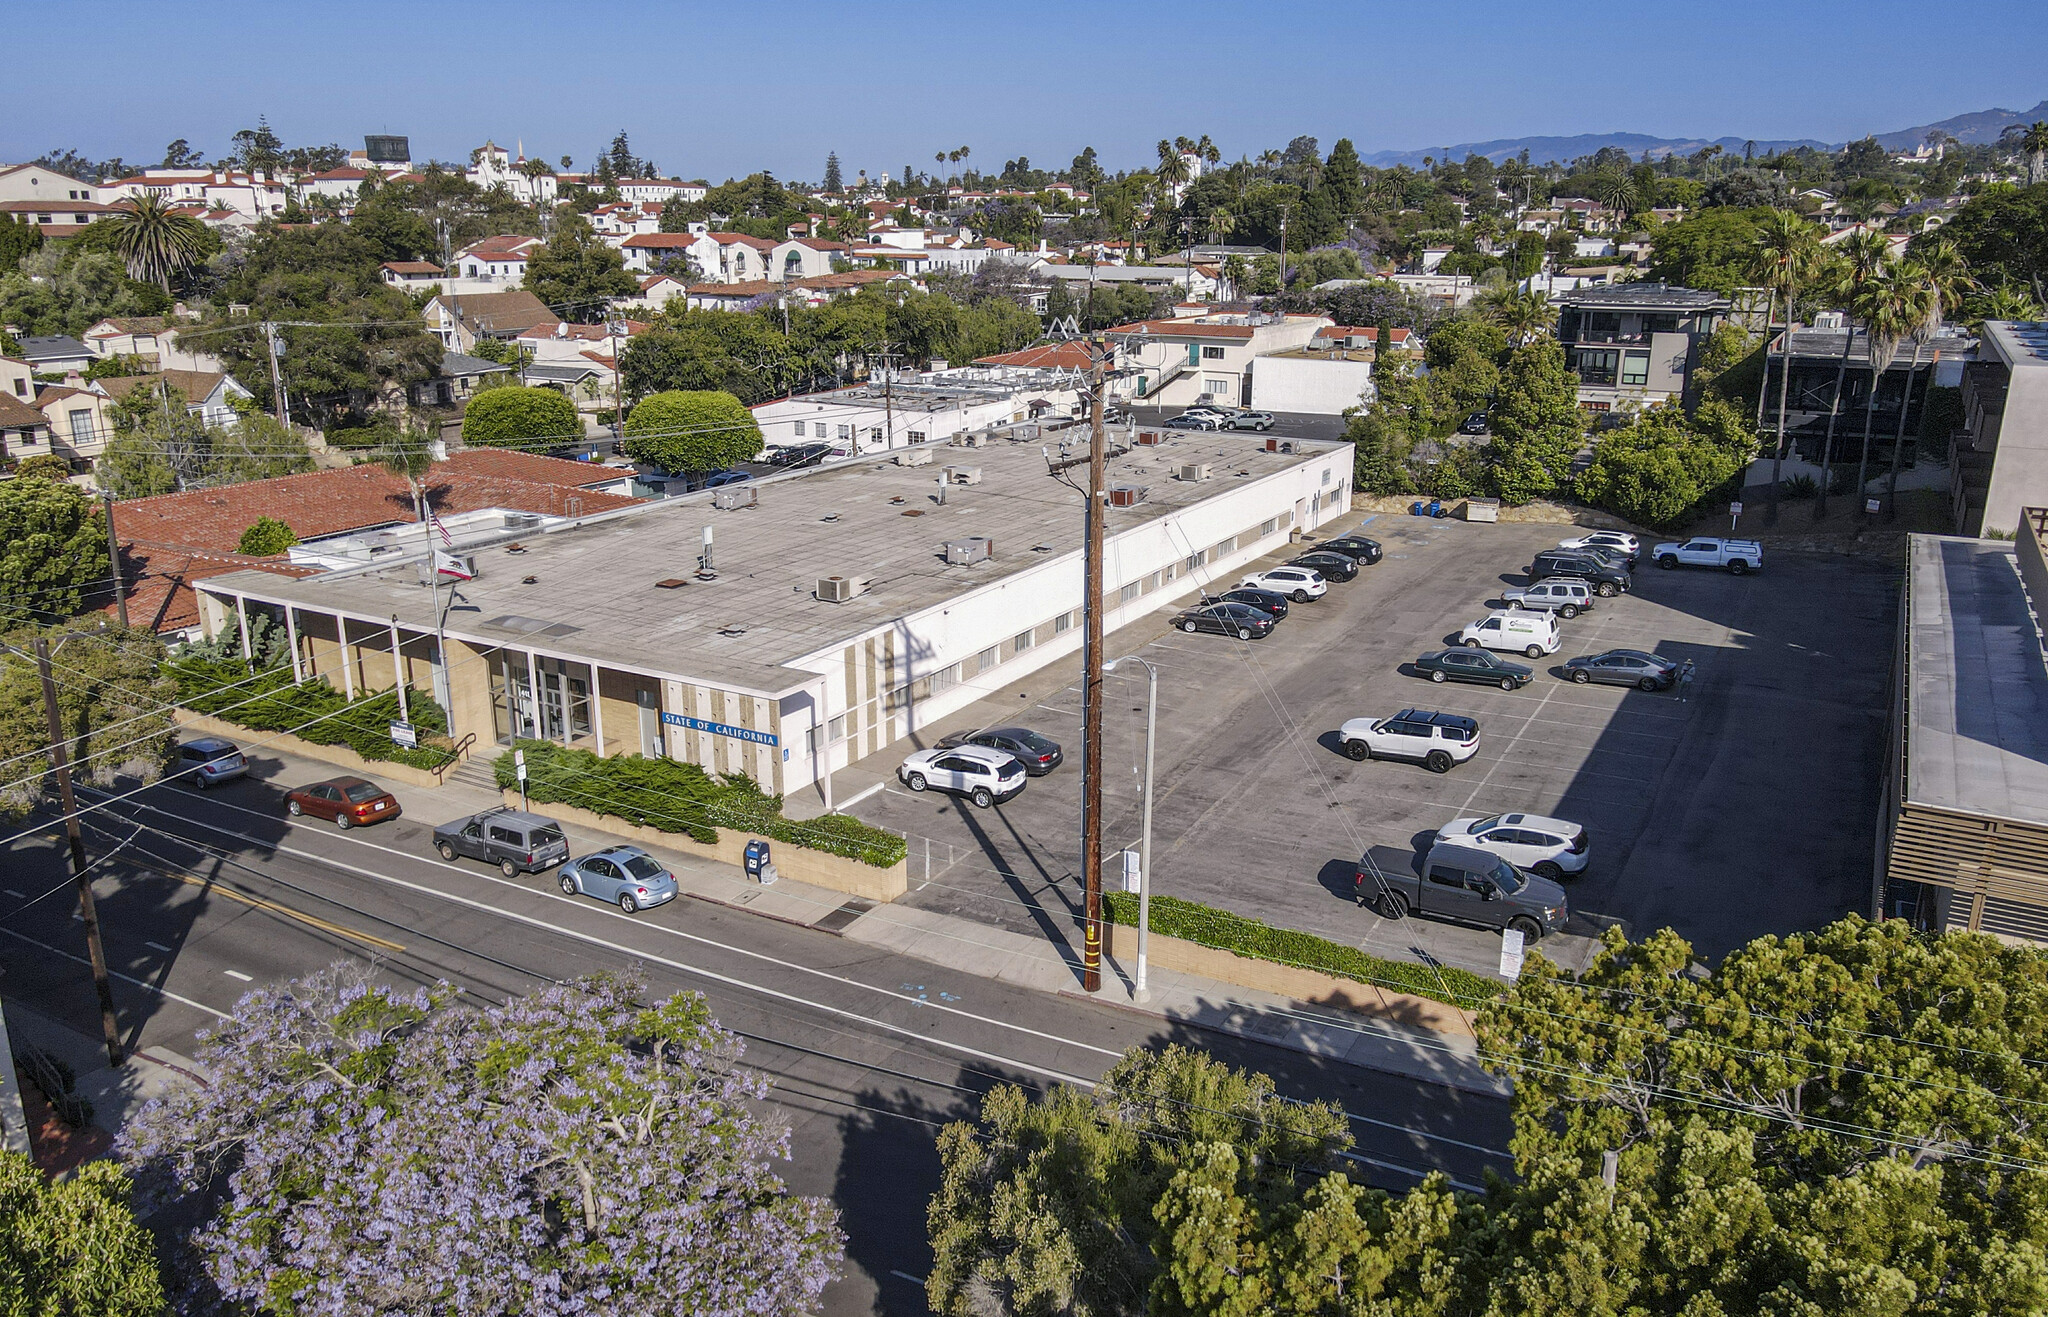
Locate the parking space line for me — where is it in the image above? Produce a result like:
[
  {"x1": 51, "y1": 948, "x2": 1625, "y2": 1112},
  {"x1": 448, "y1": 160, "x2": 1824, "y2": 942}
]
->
[{"x1": 1454, "y1": 682, "x2": 1561, "y2": 813}]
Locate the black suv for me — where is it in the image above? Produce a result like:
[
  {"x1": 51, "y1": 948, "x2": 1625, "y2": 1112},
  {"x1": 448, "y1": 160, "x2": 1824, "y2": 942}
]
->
[
  {"x1": 1202, "y1": 587, "x2": 1290, "y2": 619},
  {"x1": 768, "y1": 441, "x2": 833, "y2": 469},
  {"x1": 1529, "y1": 551, "x2": 1631, "y2": 597},
  {"x1": 1288, "y1": 551, "x2": 1359, "y2": 581},
  {"x1": 1313, "y1": 535, "x2": 1383, "y2": 564}
]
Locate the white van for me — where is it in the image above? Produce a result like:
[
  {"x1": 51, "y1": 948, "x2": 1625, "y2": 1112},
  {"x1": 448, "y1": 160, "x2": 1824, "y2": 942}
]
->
[{"x1": 1460, "y1": 610, "x2": 1561, "y2": 659}]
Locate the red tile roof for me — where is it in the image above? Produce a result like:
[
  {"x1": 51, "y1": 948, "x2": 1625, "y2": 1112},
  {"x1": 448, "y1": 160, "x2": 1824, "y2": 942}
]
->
[
  {"x1": 622, "y1": 233, "x2": 700, "y2": 248},
  {"x1": 1107, "y1": 319, "x2": 1254, "y2": 340},
  {"x1": 707, "y1": 232, "x2": 776, "y2": 251},
  {"x1": 0, "y1": 394, "x2": 48, "y2": 428},
  {"x1": 382, "y1": 260, "x2": 444, "y2": 275},
  {"x1": 105, "y1": 450, "x2": 641, "y2": 633},
  {"x1": 974, "y1": 342, "x2": 1096, "y2": 370}
]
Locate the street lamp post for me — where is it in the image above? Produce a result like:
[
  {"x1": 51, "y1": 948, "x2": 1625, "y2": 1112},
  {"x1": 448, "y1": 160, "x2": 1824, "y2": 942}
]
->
[{"x1": 1103, "y1": 655, "x2": 1157, "y2": 1001}]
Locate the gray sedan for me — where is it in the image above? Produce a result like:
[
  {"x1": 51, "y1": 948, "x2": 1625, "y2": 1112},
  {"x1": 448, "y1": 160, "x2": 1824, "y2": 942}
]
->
[
  {"x1": 1561, "y1": 649, "x2": 1680, "y2": 690},
  {"x1": 558, "y1": 845, "x2": 679, "y2": 913}
]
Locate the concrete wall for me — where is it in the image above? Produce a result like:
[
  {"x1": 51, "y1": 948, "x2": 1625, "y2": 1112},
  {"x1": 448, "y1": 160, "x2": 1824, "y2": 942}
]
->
[
  {"x1": 1250, "y1": 355, "x2": 1375, "y2": 415},
  {"x1": 1982, "y1": 356, "x2": 2048, "y2": 538},
  {"x1": 173, "y1": 710, "x2": 450, "y2": 788}
]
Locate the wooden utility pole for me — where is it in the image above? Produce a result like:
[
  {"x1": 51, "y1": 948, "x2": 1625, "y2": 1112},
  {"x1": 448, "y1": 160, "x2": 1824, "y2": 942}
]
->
[
  {"x1": 1079, "y1": 337, "x2": 1109, "y2": 993},
  {"x1": 34, "y1": 637, "x2": 123, "y2": 1067},
  {"x1": 102, "y1": 489, "x2": 128, "y2": 630},
  {"x1": 262, "y1": 321, "x2": 288, "y2": 426}
]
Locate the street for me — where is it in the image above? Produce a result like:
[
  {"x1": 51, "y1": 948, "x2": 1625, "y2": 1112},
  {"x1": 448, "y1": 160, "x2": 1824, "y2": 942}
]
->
[{"x1": 3, "y1": 770, "x2": 1513, "y2": 1317}]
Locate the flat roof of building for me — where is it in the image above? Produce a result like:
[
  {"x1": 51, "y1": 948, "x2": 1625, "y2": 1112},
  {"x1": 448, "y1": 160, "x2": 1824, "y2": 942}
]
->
[
  {"x1": 1559, "y1": 282, "x2": 1730, "y2": 311},
  {"x1": 1904, "y1": 534, "x2": 2048, "y2": 825},
  {"x1": 202, "y1": 432, "x2": 1342, "y2": 698},
  {"x1": 1782, "y1": 326, "x2": 1977, "y2": 365},
  {"x1": 1983, "y1": 321, "x2": 2048, "y2": 372}
]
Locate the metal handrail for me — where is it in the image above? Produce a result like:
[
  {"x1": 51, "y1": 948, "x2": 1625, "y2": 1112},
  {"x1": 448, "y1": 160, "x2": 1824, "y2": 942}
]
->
[{"x1": 432, "y1": 731, "x2": 477, "y2": 780}]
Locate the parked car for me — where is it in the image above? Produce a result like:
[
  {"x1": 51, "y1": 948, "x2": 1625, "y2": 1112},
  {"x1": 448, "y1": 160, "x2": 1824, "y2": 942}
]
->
[
  {"x1": 1556, "y1": 530, "x2": 1640, "y2": 562},
  {"x1": 177, "y1": 737, "x2": 246, "y2": 789},
  {"x1": 1414, "y1": 648, "x2": 1533, "y2": 690},
  {"x1": 1287, "y1": 551, "x2": 1358, "y2": 582},
  {"x1": 1461, "y1": 609, "x2": 1561, "y2": 658},
  {"x1": 1224, "y1": 411, "x2": 1276, "y2": 431},
  {"x1": 1501, "y1": 578, "x2": 1594, "y2": 618},
  {"x1": 558, "y1": 844, "x2": 679, "y2": 913},
  {"x1": 1652, "y1": 537, "x2": 1763, "y2": 574},
  {"x1": 1312, "y1": 535, "x2": 1383, "y2": 564},
  {"x1": 1435, "y1": 812, "x2": 1589, "y2": 880},
  {"x1": 1201, "y1": 587, "x2": 1290, "y2": 619},
  {"x1": 1561, "y1": 649, "x2": 1682, "y2": 690},
  {"x1": 1571, "y1": 543, "x2": 1636, "y2": 572},
  {"x1": 1528, "y1": 551, "x2": 1631, "y2": 596},
  {"x1": 1164, "y1": 413, "x2": 1220, "y2": 430},
  {"x1": 935, "y1": 725, "x2": 1064, "y2": 775},
  {"x1": 897, "y1": 745, "x2": 1027, "y2": 808},
  {"x1": 700, "y1": 469, "x2": 751, "y2": 488},
  {"x1": 1240, "y1": 566, "x2": 1327, "y2": 601},
  {"x1": 1172, "y1": 601, "x2": 1278, "y2": 639},
  {"x1": 1458, "y1": 412, "x2": 1489, "y2": 436},
  {"x1": 285, "y1": 776, "x2": 402, "y2": 829},
  {"x1": 433, "y1": 808, "x2": 571, "y2": 877},
  {"x1": 768, "y1": 441, "x2": 834, "y2": 469},
  {"x1": 1336, "y1": 709, "x2": 1481, "y2": 773},
  {"x1": 1354, "y1": 841, "x2": 1569, "y2": 939}
]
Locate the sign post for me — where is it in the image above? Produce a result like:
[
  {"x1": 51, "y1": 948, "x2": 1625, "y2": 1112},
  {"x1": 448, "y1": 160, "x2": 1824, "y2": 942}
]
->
[
  {"x1": 1728, "y1": 500, "x2": 1743, "y2": 532},
  {"x1": 514, "y1": 747, "x2": 528, "y2": 811},
  {"x1": 1499, "y1": 927, "x2": 1527, "y2": 980},
  {"x1": 388, "y1": 721, "x2": 417, "y2": 750}
]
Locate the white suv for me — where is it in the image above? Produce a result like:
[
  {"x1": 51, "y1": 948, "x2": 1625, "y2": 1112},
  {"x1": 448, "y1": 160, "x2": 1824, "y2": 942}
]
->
[
  {"x1": 1241, "y1": 567, "x2": 1326, "y2": 601},
  {"x1": 898, "y1": 745, "x2": 1027, "y2": 808},
  {"x1": 1337, "y1": 709, "x2": 1480, "y2": 773},
  {"x1": 1460, "y1": 610, "x2": 1561, "y2": 658},
  {"x1": 1435, "y1": 812, "x2": 1589, "y2": 879}
]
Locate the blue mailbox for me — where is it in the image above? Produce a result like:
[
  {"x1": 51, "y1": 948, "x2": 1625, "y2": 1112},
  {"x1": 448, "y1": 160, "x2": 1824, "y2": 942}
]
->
[{"x1": 743, "y1": 839, "x2": 771, "y2": 880}]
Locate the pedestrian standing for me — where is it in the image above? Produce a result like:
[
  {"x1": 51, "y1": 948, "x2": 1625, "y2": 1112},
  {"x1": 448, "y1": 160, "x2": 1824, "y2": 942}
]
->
[{"x1": 1678, "y1": 659, "x2": 1696, "y2": 703}]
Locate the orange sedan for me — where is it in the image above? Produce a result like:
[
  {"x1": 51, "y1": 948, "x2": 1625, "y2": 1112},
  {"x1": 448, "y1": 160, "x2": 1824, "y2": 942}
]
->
[{"x1": 285, "y1": 776, "x2": 403, "y2": 830}]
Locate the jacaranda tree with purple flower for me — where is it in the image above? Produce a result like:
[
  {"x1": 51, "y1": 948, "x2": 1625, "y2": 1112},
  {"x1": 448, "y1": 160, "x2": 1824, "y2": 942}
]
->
[{"x1": 124, "y1": 965, "x2": 842, "y2": 1316}]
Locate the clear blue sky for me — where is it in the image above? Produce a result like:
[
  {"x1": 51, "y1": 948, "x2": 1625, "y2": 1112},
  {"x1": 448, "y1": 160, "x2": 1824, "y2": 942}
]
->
[{"x1": 11, "y1": 0, "x2": 2045, "y2": 181}]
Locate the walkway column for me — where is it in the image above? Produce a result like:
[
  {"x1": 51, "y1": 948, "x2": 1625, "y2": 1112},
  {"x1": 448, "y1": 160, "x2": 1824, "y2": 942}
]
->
[
  {"x1": 285, "y1": 605, "x2": 302, "y2": 683},
  {"x1": 389, "y1": 615, "x2": 409, "y2": 724},
  {"x1": 235, "y1": 596, "x2": 251, "y2": 662},
  {"x1": 588, "y1": 664, "x2": 605, "y2": 757},
  {"x1": 336, "y1": 613, "x2": 356, "y2": 699},
  {"x1": 526, "y1": 648, "x2": 546, "y2": 741}
]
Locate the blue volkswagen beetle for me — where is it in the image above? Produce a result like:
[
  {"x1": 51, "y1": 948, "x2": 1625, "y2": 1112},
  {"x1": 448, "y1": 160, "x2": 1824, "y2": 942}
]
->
[{"x1": 558, "y1": 845, "x2": 679, "y2": 914}]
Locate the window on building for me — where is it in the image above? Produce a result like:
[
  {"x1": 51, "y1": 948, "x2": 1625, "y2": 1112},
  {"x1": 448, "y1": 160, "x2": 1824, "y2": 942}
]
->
[
  {"x1": 1261, "y1": 517, "x2": 1277, "y2": 536},
  {"x1": 978, "y1": 646, "x2": 1000, "y2": 672},
  {"x1": 1202, "y1": 345, "x2": 1225, "y2": 360},
  {"x1": 1621, "y1": 352, "x2": 1650, "y2": 387},
  {"x1": 1162, "y1": 563, "x2": 1176, "y2": 581},
  {"x1": 1054, "y1": 611, "x2": 1073, "y2": 634},
  {"x1": 1203, "y1": 378, "x2": 1230, "y2": 395},
  {"x1": 908, "y1": 430, "x2": 925, "y2": 443},
  {"x1": 828, "y1": 714, "x2": 846, "y2": 742},
  {"x1": 793, "y1": 421, "x2": 805, "y2": 436},
  {"x1": 1120, "y1": 581, "x2": 1141, "y2": 603},
  {"x1": 68, "y1": 411, "x2": 91, "y2": 446},
  {"x1": 1214, "y1": 536, "x2": 1237, "y2": 557},
  {"x1": 1185, "y1": 549, "x2": 1206, "y2": 573},
  {"x1": 1577, "y1": 349, "x2": 1619, "y2": 387},
  {"x1": 837, "y1": 424, "x2": 851, "y2": 440},
  {"x1": 1145, "y1": 570, "x2": 1162, "y2": 592},
  {"x1": 1322, "y1": 468, "x2": 1332, "y2": 485},
  {"x1": 1012, "y1": 630, "x2": 1034, "y2": 656},
  {"x1": 868, "y1": 427, "x2": 882, "y2": 442}
]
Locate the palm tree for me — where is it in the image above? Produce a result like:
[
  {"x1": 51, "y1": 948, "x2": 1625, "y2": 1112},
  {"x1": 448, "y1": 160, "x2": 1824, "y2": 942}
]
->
[
  {"x1": 1199, "y1": 135, "x2": 1221, "y2": 170},
  {"x1": 1973, "y1": 279, "x2": 2046, "y2": 323},
  {"x1": 1752, "y1": 210, "x2": 1822, "y2": 523},
  {"x1": 1256, "y1": 149, "x2": 1281, "y2": 172},
  {"x1": 2023, "y1": 121, "x2": 2048, "y2": 185},
  {"x1": 1221, "y1": 255, "x2": 1250, "y2": 300},
  {"x1": 1848, "y1": 261, "x2": 1930, "y2": 519},
  {"x1": 1154, "y1": 139, "x2": 1190, "y2": 210},
  {"x1": 1813, "y1": 229, "x2": 1892, "y2": 520},
  {"x1": 1593, "y1": 169, "x2": 1640, "y2": 219},
  {"x1": 110, "y1": 193, "x2": 209, "y2": 292},
  {"x1": 378, "y1": 423, "x2": 439, "y2": 524},
  {"x1": 1881, "y1": 243, "x2": 1971, "y2": 515},
  {"x1": 1479, "y1": 286, "x2": 1554, "y2": 343}
]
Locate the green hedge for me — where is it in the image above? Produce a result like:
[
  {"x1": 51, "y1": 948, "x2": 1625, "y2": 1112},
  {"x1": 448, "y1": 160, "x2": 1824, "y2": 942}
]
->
[
  {"x1": 495, "y1": 739, "x2": 907, "y2": 870},
  {"x1": 168, "y1": 656, "x2": 455, "y2": 771},
  {"x1": 1104, "y1": 891, "x2": 1502, "y2": 1009}
]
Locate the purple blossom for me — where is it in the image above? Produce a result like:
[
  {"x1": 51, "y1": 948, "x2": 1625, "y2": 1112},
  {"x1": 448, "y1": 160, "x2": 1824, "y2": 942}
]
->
[{"x1": 123, "y1": 965, "x2": 843, "y2": 1316}]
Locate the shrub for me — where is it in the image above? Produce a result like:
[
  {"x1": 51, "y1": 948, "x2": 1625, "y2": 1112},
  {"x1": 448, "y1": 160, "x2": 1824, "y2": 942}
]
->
[
  {"x1": 620, "y1": 390, "x2": 763, "y2": 475},
  {"x1": 1782, "y1": 473, "x2": 1819, "y2": 499},
  {"x1": 460, "y1": 385, "x2": 580, "y2": 451},
  {"x1": 12, "y1": 454, "x2": 73, "y2": 481},
  {"x1": 494, "y1": 739, "x2": 907, "y2": 869},
  {"x1": 168, "y1": 654, "x2": 452, "y2": 770},
  {"x1": 236, "y1": 516, "x2": 298, "y2": 556},
  {"x1": 1103, "y1": 891, "x2": 1500, "y2": 1009}
]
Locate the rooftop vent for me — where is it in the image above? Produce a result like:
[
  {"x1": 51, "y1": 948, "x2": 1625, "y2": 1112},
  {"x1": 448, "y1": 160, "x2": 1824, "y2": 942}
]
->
[
  {"x1": 655, "y1": 578, "x2": 688, "y2": 589},
  {"x1": 944, "y1": 537, "x2": 993, "y2": 565},
  {"x1": 1177, "y1": 463, "x2": 1212, "y2": 482},
  {"x1": 1135, "y1": 430, "x2": 1165, "y2": 445},
  {"x1": 713, "y1": 486, "x2": 757, "y2": 510},
  {"x1": 1107, "y1": 485, "x2": 1148, "y2": 508},
  {"x1": 943, "y1": 465, "x2": 982, "y2": 486},
  {"x1": 815, "y1": 575, "x2": 868, "y2": 603},
  {"x1": 954, "y1": 432, "x2": 990, "y2": 448},
  {"x1": 895, "y1": 449, "x2": 934, "y2": 467}
]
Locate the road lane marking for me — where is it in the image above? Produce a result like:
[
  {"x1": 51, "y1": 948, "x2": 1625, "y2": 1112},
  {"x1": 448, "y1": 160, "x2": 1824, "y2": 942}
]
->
[
  {"x1": 150, "y1": 866, "x2": 408, "y2": 953},
  {"x1": 144, "y1": 940, "x2": 171, "y2": 952},
  {"x1": 0, "y1": 927, "x2": 229, "y2": 1018},
  {"x1": 2, "y1": 889, "x2": 23, "y2": 898},
  {"x1": 223, "y1": 970, "x2": 253, "y2": 982}
]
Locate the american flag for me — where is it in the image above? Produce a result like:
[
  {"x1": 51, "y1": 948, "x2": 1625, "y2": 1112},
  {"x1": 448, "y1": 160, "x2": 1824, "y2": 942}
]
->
[{"x1": 429, "y1": 511, "x2": 454, "y2": 548}]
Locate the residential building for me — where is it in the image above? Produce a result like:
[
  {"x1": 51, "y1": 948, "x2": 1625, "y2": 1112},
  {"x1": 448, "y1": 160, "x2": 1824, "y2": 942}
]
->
[
  {"x1": 95, "y1": 370, "x2": 255, "y2": 429},
  {"x1": 0, "y1": 197, "x2": 122, "y2": 237},
  {"x1": 80, "y1": 317, "x2": 223, "y2": 372},
  {"x1": 1555, "y1": 283, "x2": 1731, "y2": 410},
  {"x1": 380, "y1": 260, "x2": 445, "y2": 290},
  {"x1": 1109, "y1": 313, "x2": 1329, "y2": 409},
  {"x1": 682, "y1": 270, "x2": 899, "y2": 312},
  {"x1": 1038, "y1": 263, "x2": 1218, "y2": 303},
  {"x1": 108, "y1": 449, "x2": 639, "y2": 639},
  {"x1": 295, "y1": 167, "x2": 376, "y2": 206},
  {"x1": 0, "y1": 356, "x2": 33, "y2": 404},
  {"x1": 1950, "y1": 321, "x2": 2048, "y2": 537},
  {"x1": 770, "y1": 237, "x2": 849, "y2": 281},
  {"x1": 684, "y1": 232, "x2": 778, "y2": 283},
  {"x1": 1248, "y1": 343, "x2": 1375, "y2": 415},
  {"x1": 614, "y1": 178, "x2": 695, "y2": 205},
  {"x1": 466, "y1": 143, "x2": 559, "y2": 207},
  {"x1": 619, "y1": 232, "x2": 703, "y2": 276},
  {"x1": 628, "y1": 274, "x2": 689, "y2": 313},
  {"x1": 103, "y1": 168, "x2": 292, "y2": 222},
  {"x1": 0, "y1": 393, "x2": 53, "y2": 472},
  {"x1": 422, "y1": 291, "x2": 557, "y2": 352},
  {"x1": 0, "y1": 163, "x2": 102, "y2": 205},
  {"x1": 1759, "y1": 321, "x2": 1974, "y2": 491},
  {"x1": 442, "y1": 237, "x2": 542, "y2": 294},
  {"x1": 407, "y1": 352, "x2": 514, "y2": 408},
  {"x1": 191, "y1": 432, "x2": 1351, "y2": 803},
  {"x1": 15, "y1": 336, "x2": 94, "y2": 374},
  {"x1": 33, "y1": 380, "x2": 117, "y2": 468}
]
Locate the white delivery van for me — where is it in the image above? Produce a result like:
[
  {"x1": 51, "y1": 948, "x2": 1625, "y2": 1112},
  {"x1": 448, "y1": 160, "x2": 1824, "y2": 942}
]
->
[{"x1": 1460, "y1": 610, "x2": 1561, "y2": 659}]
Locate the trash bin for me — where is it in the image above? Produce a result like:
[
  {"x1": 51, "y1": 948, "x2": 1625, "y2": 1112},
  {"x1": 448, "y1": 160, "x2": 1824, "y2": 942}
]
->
[{"x1": 743, "y1": 839, "x2": 771, "y2": 882}]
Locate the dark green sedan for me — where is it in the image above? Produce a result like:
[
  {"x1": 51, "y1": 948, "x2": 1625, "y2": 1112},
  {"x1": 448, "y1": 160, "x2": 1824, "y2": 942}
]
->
[{"x1": 1415, "y1": 647, "x2": 1533, "y2": 690}]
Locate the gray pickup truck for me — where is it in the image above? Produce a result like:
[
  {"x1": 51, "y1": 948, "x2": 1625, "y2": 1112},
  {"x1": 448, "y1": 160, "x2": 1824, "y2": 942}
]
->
[{"x1": 1353, "y1": 842, "x2": 1569, "y2": 940}]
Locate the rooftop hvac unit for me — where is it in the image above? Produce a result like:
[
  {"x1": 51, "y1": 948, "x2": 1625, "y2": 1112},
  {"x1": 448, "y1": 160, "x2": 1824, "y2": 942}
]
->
[
  {"x1": 712, "y1": 486, "x2": 758, "y2": 509},
  {"x1": 1813, "y1": 310, "x2": 1847, "y2": 330},
  {"x1": 944, "y1": 537, "x2": 994, "y2": 565},
  {"x1": 954, "y1": 432, "x2": 990, "y2": 448},
  {"x1": 895, "y1": 448, "x2": 934, "y2": 467},
  {"x1": 1178, "y1": 463, "x2": 1212, "y2": 482},
  {"x1": 1135, "y1": 430, "x2": 1165, "y2": 446},
  {"x1": 1263, "y1": 437, "x2": 1279, "y2": 452},
  {"x1": 1012, "y1": 423, "x2": 1040, "y2": 440},
  {"x1": 943, "y1": 465, "x2": 983, "y2": 486},
  {"x1": 1107, "y1": 485, "x2": 1147, "y2": 508},
  {"x1": 1277, "y1": 440, "x2": 1298, "y2": 454},
  {"x1": 815, "y1": 575, "x2": 867, "y2": 603}
]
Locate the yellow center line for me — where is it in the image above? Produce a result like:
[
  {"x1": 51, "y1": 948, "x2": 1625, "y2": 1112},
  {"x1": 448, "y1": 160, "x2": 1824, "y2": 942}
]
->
[{"x1": 149, "y1": 867, "x2": 408, "y2": 954}]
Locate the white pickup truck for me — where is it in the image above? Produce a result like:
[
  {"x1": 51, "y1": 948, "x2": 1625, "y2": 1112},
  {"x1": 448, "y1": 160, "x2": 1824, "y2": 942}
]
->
[{"x1": 1651, "y1": 537, "x2": 1763, "y2": 574}]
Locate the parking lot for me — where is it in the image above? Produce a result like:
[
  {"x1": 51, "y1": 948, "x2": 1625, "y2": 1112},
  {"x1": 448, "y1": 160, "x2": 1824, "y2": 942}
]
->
[{"x1": 842, "y1": 513, "x2": 1897, "y2": 981}]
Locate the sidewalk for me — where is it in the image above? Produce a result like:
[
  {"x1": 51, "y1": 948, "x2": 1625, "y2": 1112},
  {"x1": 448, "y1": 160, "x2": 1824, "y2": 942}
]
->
[
  {"x1": 1, "y1": 998, "x2": 210, "y2": 1172},
  {"x1": 225, "y1": 743, "x2": 1509, "y2": 1098}
]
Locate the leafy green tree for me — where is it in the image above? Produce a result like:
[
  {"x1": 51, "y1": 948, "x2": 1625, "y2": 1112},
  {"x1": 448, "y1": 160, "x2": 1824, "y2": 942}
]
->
[
  {"x1": 0, "y1": 624, "x2": 174, "y2": 813},
  {"x1": 822, "y1": 152, "x2": 843, "y2": 194},
  {"x1": 11, "y1": 453, "x2": 73, "y2": 482},
  {"x1": 620, "y1": 315, "x2": 795, "y2": 405},
  {"x1": 1927, "y1": 181, "x2": 2048, "y2": 292},
  {"x1": 459, "y1": 385, "x2": 581, "y2": 451},
  {"x1": 98, "y1": 396, "x2": 314, "y2": 497},
  {"x1": 1485, "y1": 336, "x2": 1583, "y2": 503},
  {"x1": 522, "y1": 217, "x2": 638, "y2": 321},
  {"x1": 620, "y1": 390, "x2": 762, "y2": 474},
  {"x1": 1344, "y1": 405, "x2": 1416, "y2": 495},
  {"x1": 0, "y1": 215, "x2": 42, "y2": 273},
  {"x1": 1645, "y1": 207, "x2": 1771, "y2": 295},
  {"x1": 237, "y1": 516, "x2": 299, "y2": 556},
  {"x1": 0, "y1": 477, "x2": 111, "y2": 622},
  {"x1": 0, "y1": 1149, "x2": 164, "y2": 1316},
  {"x1": 1574, "y1": 400, "x2": 1752, "y2": 526}
]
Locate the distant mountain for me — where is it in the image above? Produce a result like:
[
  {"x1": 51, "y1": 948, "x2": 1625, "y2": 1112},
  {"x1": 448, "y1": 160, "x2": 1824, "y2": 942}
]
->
[
  {"x1": 1361, "y1": 134, "x2": 1826, "y2": 170},
  {"x1": 1871, "y1": 100, "x2": 2048, "y2": 150},
  {"x1": 1359, "y1": 97, "x2": 2048, "y2": 168}
]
